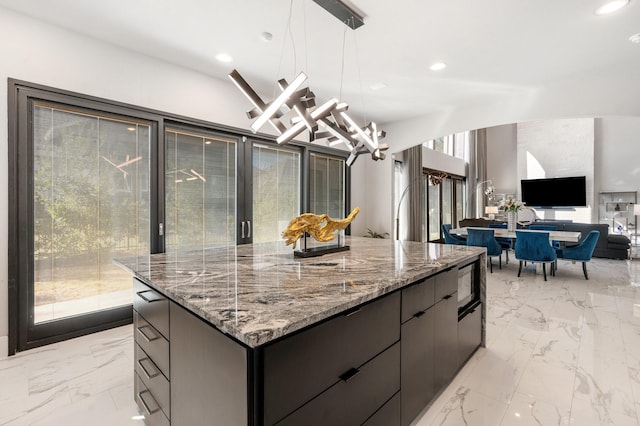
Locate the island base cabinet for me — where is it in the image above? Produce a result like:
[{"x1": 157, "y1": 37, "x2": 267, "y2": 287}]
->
[
  {"x1": 400, "y1": 308, "x2": 435, "y2": 426},
  {"x1": 169, "y1": 303, "x2": 248, "y2": 426},
  {"x1": 276, "y1": 342, "x2": 400, "y2": 426}
]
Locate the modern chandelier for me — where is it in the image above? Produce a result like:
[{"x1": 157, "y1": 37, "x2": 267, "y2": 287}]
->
[{"x1": 228, "y1": 0, "x2": 388, "y2": 167}]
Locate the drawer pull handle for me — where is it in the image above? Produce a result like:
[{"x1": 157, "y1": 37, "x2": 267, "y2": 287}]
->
[
  {"x1": 339, "y1": 367, "x2": 360, "y2": 382},
  {"x1": 345, "y1": 308, "x2": 362, "y2": 317},
  {"x1": 138, "y1": 325, "x2": 160, "y2": 342},
  {"x1": 443, "y1": 294, "x2": 453, "y2": 300},
  {"x1": 138, "y1": 357, "x2": 160, "y2": 379},
  {"x1": 137, "y1": 390, "x2": 160, "y2": 415},
  {"x1": 413, "y1": 311, "x2": 425, "y2": 319},
  {"x1": 137, "y1": 290, "x2": 164, "y2": 303}
]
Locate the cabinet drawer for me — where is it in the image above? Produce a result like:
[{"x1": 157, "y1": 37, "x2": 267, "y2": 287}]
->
[
  {"x1": 264, "y1": 292, "x2": 400, "y2": 425},
  {"x1": 434, "y1": 268, "x2": 457, "y2": 301},
  {"x1": 458, "y1": 303, "x2": 482, "y2": 363},
  {"x1": 135, "y1": 343, "x2": 170, "y2": 419},
  {"x1": 401, "y1": 277, "x2": 435, "y2": 324},
  {"x1": 362, "y1": 392, "x2": 400, "y2": 426},
  {"x1": 135, "y1": 373, "x2": 170, "y2": 426},
  {"x1": 134, "y1": 279, "x2": 169, "y2": 339},
  {"x1": 276, "y1": 342, "x2": 400, "y2": 426},
  {"x1": 134, "y1": 312, "x2": 170, "y2": 379}
]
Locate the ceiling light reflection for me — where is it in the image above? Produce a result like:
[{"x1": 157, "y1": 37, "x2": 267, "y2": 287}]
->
[{"x1": 595, "y1": 0, "x2": 629, "y2": 15}]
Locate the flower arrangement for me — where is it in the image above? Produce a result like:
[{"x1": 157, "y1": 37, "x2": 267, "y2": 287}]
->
[{"x1": 499, "y1": 196, "x2": 523, "y2": 212}]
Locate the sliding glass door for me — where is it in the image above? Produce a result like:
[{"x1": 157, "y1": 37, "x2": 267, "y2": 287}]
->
[
  {"x1": 165, "y1": 128, "x2": 237, "y2": 250},
  {"x1": 33, "y1": 104, "x2": 151, "y2": 324}
]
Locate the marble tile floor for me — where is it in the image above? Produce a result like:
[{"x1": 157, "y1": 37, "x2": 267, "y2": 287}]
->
[
  {"x1": 1, "y1": 255, "x2": 639, "y2": 425},
  {"x1": 0, "y1": 325, "x2": 139, "y2": 426}
]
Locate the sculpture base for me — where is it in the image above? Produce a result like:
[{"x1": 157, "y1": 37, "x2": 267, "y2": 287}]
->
[{"x1": 294, "y1": 245, "x2": 350, "y2": 258}]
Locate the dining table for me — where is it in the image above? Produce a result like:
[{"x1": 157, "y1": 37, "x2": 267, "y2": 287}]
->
[{"x1": 449, "y1": 227, "x2": 582, "y2": 243}]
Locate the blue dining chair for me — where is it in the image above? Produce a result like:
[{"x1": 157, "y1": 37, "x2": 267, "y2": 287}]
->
[
  {"x1": 555, "y1": 230, "x2": 600, "y2": 280},
  {"x1": 466, "y1": 228, "x2": 502, "y2": 273},
  {"x1": 488, "y1": 223, "x2": 513, "y2": 264},
  {"x1": 514, "y1": 231, "x2": 557, "y2": 281},
  {"x1": 442, "y1": 224, "x2": 467, "y2": 245}
]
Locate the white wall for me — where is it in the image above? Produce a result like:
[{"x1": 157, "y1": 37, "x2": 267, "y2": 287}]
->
[
  {"x1": 517, "y1": 119, "x2": 595, "y2": 223},
  {"x1": 486, "y1": 124, "x2": 517, "y2": 195},
  {"x1": 596, "y1": 117, "x2": 640, "y2": 194}
]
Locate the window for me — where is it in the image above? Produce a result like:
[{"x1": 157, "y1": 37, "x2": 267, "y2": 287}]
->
[
  {"x1": 423, "y1": 170, "x2": 466, "y2": 242},
  {"x1": 165, "y1": 128, "x2": 236, "y2": 250},
  {"x1": 309, "y1": 153, "x2": 345, "y2": 218},
  {"x1": 424, "y1": 131, "x2": 469, "y2": 160},
  {"x1": 252, "y1": 144, "x2": 301, "y2": 243},
  {"x1": 33, "y1": 103, "x2": 150, "y2": 323}
]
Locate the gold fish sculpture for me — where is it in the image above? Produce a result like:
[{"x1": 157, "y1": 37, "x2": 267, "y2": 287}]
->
[{"x1": 282, "y1": 207, "x2": 360, "y2": 248}]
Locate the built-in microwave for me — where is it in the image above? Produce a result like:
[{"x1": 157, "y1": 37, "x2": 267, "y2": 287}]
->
[{"x1": 458, "y1": 260, "x2": 480, "y2": 314}]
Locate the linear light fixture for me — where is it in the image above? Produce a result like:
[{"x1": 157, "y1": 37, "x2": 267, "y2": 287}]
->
[
  {"x1": 228, "y1": 69, "x2": 388, "y2": 166},
  {"x1": 311, "y1": 0, "x2": 365, "y2": 30}
]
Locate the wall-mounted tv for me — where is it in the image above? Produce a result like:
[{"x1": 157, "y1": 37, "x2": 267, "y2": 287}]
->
[{"x1": 520, "y1": 176, "x2": 587, "y2": 208}]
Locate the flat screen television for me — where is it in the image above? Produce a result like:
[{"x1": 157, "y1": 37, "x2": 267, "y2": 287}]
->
[{"x1": 520, "y1": 176, "x2": 587, "y2": 208}]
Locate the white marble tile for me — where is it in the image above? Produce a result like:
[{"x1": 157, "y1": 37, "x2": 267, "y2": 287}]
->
[
  {"x1": 415, "y1": 386, "x2": 508, "y2": 426},
  {"x1": 570, "y1": 394, "x2": 638, "y2": 426},
  {"x1": 516, "y1": 357, "x2": 576, "y2": 411},
  {"x1": 501, "y1": 391, "x2": 571, "y2": 425},
  {"x1": 574, "y1": 350, "x2": 635, "y2": 420}
]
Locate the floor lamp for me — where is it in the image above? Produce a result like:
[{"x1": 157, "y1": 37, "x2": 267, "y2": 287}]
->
[
  {"x1": 475, "y1": 179, "x2": 495, "y2": 218},
  {"x1": 395, "y1": 176, "x2": 426, "y2": 240}
]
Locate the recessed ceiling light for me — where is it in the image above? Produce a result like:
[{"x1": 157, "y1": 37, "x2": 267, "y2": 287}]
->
[
  {"x1": 595, "y1": 0, "x2": 629, "y2": 15},
  {"x1": 370, "y1": 82, "x2": 387, "y2": 91},
  {"x1": 430, "y1": 62, "x2": 447, "y2": 71},
  {"x1": 630, "y1": 33, "x2": 640, "y2": 43},
  {"x1": 215, "y1": 53, "x2": 233, "y2": 63}
]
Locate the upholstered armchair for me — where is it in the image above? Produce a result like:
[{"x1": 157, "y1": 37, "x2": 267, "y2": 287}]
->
[
  {"x1": 442, "y1": 224, "x2": 467, "y2": 245},
  {"x1": 466, "y1": 228, "x2": 502, "y2": 272},
  {"x1": 555, "y1": 230, "x2": 600, "y2": 280},
  {"x1": 514, "y1": 231, "x2": 557, "y2": 281}
]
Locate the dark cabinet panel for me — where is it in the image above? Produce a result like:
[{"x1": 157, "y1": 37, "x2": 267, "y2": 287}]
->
[
  {"x1": 170, "y1": 303, "x2": 248, "y2": 426},
  {"x1": 264, "y1": 292, "x2": 400, "y2": 425},
  {"x1": 276, "y1": 342, "x2": 400, "y2": 426},
  {"x1": 401, "y1": 307, "x2": 435, "y2": 426},
  {"x1": 433, "y1": 292, "x2": 458, "y2": 390},
  {"x1": 362, "y1": 392, "x2": 401, "y2": 426},
  {"x1": 458, "y1": 304, "x2": 482, "y2": 364},
  {"x1": 401, "y1": 277, "x2": 435, "y2": 324},
  {"x1": 134, "y1": 279, "x2": 169, "y2": 339}
]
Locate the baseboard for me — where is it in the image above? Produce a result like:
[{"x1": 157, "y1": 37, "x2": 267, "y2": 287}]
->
[{"x1": 0, "y1": 335, "x2": 7, "y2": 359}]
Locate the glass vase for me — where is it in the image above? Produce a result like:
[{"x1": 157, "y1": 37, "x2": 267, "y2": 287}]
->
[{"x1": 507, "y1": 211, "x2": 517, "y2": 232}]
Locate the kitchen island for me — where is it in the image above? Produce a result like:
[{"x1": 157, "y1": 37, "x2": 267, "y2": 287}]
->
[{"x1": 116, "y1": 237, "x2": 486, "y2": 426}]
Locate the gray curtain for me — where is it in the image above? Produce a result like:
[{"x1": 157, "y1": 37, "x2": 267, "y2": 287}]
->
[
  {"x1": 465, "y1": 129, "x2": 488, "y2": 219},
  {"x1": 406, "y1": 145, "x2": 423, "y2": 241}
]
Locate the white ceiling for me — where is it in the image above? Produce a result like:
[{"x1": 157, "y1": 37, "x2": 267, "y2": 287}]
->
[{"x1": 1, "y1": 0, "x2": 639, "y2": 124}]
